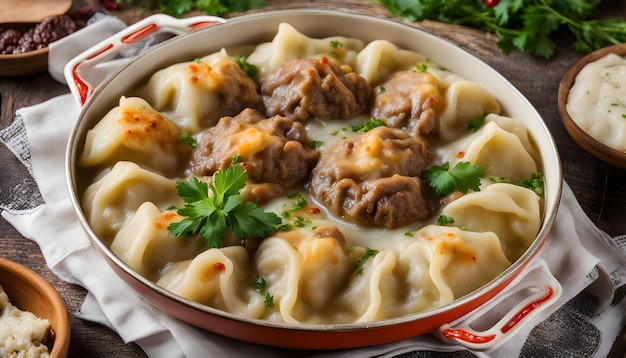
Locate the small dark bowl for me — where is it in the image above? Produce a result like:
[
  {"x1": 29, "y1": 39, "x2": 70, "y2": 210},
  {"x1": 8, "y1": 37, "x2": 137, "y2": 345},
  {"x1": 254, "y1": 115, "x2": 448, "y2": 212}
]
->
[{"x1": 558, "y1": 43, "x2": 626, "y2": 169}]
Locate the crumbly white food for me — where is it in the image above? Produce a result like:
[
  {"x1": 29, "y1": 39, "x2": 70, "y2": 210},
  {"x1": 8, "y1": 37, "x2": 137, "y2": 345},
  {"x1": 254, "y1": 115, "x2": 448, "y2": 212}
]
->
[
  {"x1": 566, "y1": 53, "x2": 626, "y2": 152},
  {"x1": 0, "y1": 284, "x2": 50, "y2": 358}
]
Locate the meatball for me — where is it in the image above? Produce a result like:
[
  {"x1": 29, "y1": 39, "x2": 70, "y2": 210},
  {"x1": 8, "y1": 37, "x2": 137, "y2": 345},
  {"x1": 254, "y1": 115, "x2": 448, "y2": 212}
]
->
[
  {"x1": 371, "y1": 71, "x2": 444, "y2": 142},
  {"x1": 310, "y1": 126, "x2": 433, "y2": 229},
  {"x1": 189, "y1": 108, "x2": 319, "y2": 202},
  {"x1": 261, "y1": 57, "x2": 373, "y2": 121}
]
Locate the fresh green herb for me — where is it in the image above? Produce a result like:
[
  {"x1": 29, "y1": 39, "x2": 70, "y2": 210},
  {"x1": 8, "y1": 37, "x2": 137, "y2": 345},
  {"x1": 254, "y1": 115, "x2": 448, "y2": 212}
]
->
[
  {"x1": 179, "y1": 131, "x2": 197, "y2": 148},
  {"x1": 424, "y1": 161, "x2": 485, "y2": 195},
  {"x1": 287, "y1": 193, "x2": 308, "y2": 211},
  {"x1": 193, "y1": 57, "x2": 202, "y2": 64},
  {"x1": 518, "y1": 172, "x2": 544, "y2": 196},
  {"x1": 379, "y1": 86, "x2": 386, "y2": 94},
  {"x1": 231, "y1": 154, "x2": 240, "y2": 163},
  {"x1": 404, "y1": 231, "x2": 414, "y2": 237},
  {"x1": 330, "y1": 40, "x2": 343, "y2": 48},
  {"x1": 356, "y1": 248, "x2": 380, "y2": 275},
  {"x1": 233, "y1": 55, "x2": 259, "y2": 78},
  {"x1": 311, "y1": 140, "x2": 324, "y2": 149},
  {"x1": 351, "y1": 118, "x2": 386, "y2": 133},
  {"x1": 413, "y1": 60, "x2": 429, "y2": 73},
  {"x1": 468, "y1": 112, "x2": 487, "y2": 132},
  {"x1": 252, "y1": 276, "x2": 274, "y2": 308},
  {"x1": 168, "y1": 165, "x2": 281, "y2": 248},
  {"x1": 373, "y1": 0, "x2": 626, "y2": 59},
  {"x1": 116, "y1": 0, "x2": 265, "y2": 17},
  {"x1": 437, "y1": 214, "x2": 455, "y2": 226}
]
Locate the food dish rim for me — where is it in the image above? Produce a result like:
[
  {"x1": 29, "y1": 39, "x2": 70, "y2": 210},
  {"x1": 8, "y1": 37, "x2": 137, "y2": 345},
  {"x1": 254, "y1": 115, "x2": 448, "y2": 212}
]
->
[{"x1": 65, "y1": 8, "x2": 563, "y2": 347}]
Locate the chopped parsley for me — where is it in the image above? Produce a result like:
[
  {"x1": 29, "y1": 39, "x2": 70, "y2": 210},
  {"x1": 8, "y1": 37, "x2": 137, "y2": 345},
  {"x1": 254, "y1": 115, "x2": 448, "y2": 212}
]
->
[
  {"x1": 179, "y1": 131, "x2": 197, "y2": 148},
  {"x1": 167, "y1": 165, "x2": 281, "y2": 248},
  {"x1": 311, "y1": 140, "x2": 324, "y2": 149},
  {"x1": 233, "y1": 55, "x2": 259, "y2": 78},
  {"x1": 518, "y1": 173, "x2": 544, "y2": 196},
  {"x1": 437, "y1": 215, "x2": 455, "y2": 226},
  {"x1": 468, "y1": 112, "x2": 487, "y2": 132},
  {"x1": 355, "y1": 248, "x2": 380, "y2": 275},
  {"x1": 413, "y1": 60, "x2": 429, "y2": 73},
  {"x1": 252, "y1": 276, "x2": 274, "y2": 309},
  {"x1": 351, "y1": 118, "x2": 386, "y2": 133}
]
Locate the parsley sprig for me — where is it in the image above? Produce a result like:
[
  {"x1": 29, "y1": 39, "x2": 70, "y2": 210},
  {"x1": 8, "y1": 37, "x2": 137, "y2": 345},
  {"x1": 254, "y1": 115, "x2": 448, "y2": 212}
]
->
[
  {"x1": 168, "y1": 165, "x2": 281, "y2": 248},
  {"x1": 374, "y1": 0, "x2": 626, "y2": 58},
  {"x1": 115, "y1": 0, "x2": 265, "y2": 17},
  {"x1": 424, "y1": 161, "x2": 485, "y2": 195}
]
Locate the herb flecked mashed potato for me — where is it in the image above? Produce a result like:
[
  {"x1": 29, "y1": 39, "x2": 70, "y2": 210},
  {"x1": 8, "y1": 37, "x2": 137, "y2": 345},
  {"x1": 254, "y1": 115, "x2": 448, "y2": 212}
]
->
[
  {"x1": 0, "y1": 285, "x2": 50, "y2": 358},
  {"x1": 566, "y1": 53, "x2": 626, "y2": 152}
]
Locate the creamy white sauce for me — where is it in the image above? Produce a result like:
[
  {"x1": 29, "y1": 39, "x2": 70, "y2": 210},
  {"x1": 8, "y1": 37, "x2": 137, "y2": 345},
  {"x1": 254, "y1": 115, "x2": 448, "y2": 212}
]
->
[
  {"x1": 566, "y1": 53, "x2": 626, "y2": 151},
  {"x1": 0, "y1": 285, "x2": 50, "y2": 358}
]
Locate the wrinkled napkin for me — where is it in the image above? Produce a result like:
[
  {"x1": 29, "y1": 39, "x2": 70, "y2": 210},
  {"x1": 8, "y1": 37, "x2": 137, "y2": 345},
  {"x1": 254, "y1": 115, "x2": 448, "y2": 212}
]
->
[{"x1": 1, "y1": 14, "x2": 626, "y2": 358}]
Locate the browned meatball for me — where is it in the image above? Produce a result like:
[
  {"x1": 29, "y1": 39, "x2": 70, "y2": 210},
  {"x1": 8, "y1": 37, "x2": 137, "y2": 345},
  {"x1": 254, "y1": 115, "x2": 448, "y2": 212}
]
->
[
  {"x1": 310, "y1": 126, "x2": 433, "y2": 229},
  {"x1": 261, "y1": 57, "x2": 373, "y2": 121},
  {"x1": 371, "y1": 71, "x2": 444, "y2": 142},
  {"x1": 189, "y1": 108, "x2": 319, "y2": 202}
]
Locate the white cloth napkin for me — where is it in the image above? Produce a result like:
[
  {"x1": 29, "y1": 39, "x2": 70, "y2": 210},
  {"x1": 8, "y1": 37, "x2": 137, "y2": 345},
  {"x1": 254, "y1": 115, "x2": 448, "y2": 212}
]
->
[{"x1": 1, "y1": 14, "x2": 626, "y2": 358}]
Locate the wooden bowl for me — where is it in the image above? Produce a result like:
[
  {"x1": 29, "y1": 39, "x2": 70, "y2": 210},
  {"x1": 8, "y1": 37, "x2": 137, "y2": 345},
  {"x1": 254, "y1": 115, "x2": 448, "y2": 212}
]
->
[
  {"x1": 0, "y1": 23, "x2": 49, "y2": 77},
  {"x1": 558, "y1": 43, "x2": 626, "y2": 169},
  {"x1": 0, "y1": 258, "x2": 70, "y2": 358}
]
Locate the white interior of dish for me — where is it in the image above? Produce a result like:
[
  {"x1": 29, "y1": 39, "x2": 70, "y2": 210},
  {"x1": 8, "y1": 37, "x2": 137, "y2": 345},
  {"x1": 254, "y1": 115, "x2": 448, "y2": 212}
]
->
[{"x1": 67, "y1": 9, "x2": 562, "y2": 329}]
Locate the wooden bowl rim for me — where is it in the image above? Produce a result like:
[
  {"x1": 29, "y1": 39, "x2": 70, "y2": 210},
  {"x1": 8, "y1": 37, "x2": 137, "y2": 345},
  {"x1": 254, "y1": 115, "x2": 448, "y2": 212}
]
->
[
  {"x1": 0, "y1": 258, "x2": 70, "y2": 358},
  {"x1": 557, "y1": 42, "x2": 626, "y2": 169}
]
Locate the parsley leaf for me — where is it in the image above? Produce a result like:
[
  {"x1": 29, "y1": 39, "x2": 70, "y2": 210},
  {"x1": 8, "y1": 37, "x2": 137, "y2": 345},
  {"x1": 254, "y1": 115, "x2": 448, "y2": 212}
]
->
[
  {"x1": 374, "y1": 0, "x2": 626, "y2": 58},
  {"x1": 468, "y1": 112, "x2": 487, "y2": 132},
  {"x1": 168, "y1": 165, "x2": 281, "y2": 248},
  {"x1": 117, "y1": 0, "x2": 265, "y2": 17},
  {"x1": 424, "y1": 161, "x2": 485, "y2": 195}
]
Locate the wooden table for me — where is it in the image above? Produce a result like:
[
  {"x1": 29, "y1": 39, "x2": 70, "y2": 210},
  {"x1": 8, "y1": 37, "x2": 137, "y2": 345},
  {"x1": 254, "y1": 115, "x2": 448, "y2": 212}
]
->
[{"x1": 1, "y1": 0, "x2": 625, "y2": 356}]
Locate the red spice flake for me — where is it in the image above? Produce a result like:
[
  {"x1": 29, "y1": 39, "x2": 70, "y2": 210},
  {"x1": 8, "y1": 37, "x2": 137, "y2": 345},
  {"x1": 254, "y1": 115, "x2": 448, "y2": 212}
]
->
[
  {"x1": 319, "y1": 57, "x2": 328, "y2": 65},
  {"x1": 456, "y1": 151, "x2": 465, "y2": 158},
  {"x1": 213, "y1": 262, "x2": 226, "y2": 272},
  {"x1": 310, "y1": 207, "x2": 321, "y2": 214}
]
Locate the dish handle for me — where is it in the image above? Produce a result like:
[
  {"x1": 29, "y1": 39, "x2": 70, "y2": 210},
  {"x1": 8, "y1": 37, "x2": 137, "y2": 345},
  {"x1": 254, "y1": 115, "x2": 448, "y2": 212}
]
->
[
  {"x1": 436, "y1": 262, "x2": 562, "y2": 351},
  {"x1": 63, "y1": 14, "x2": 225, "y2": 107}
]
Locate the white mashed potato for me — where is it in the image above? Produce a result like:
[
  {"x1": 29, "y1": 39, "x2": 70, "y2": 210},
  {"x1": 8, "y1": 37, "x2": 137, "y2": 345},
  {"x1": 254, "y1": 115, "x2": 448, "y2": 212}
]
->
[
  {"x1": 0, "y1": 284, "x2": 50, "y2": 358},
  {"x1": 566, "y1": 53, "x2": 626, "y2": 152}
]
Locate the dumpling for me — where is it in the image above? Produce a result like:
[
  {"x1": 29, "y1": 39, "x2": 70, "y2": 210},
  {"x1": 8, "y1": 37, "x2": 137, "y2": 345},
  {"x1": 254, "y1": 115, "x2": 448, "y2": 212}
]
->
[
  {"x1": 246, "y1": 23, "x2": 364, "y2": 78},
  {"x1": 435, "y1": 121, "x2": 538, "y2": 182},
  {"x1": 438, "y1": 80, "x2": 501, "y2": 143},
  {"x1": 79, "y1": 96, "x2": 191, "y2": 176},
  {"x1": 337, "y1": 225, "x2": 511, "y2": 322},
  {"x1": 110, "y1": 202, "x2": 206, "y2": 280},
  {"x1": 81, "y1": 161, "x2": 181, "y2": 242},
  {"x1": 252, "y1": 226, "x2": 357, "y2": 323},
  {"x1": 356, "y1": 39, "x2": 427, "y2": 86},
  {"x1": 441, "y1": 183, "x2": 541, "y2": 261},
  {"x1": 157, "y1": 246, "x2": 267, "y2": 319},
  {"x1": 138, "y1": 51, "x2": 263, "y2": 133}
]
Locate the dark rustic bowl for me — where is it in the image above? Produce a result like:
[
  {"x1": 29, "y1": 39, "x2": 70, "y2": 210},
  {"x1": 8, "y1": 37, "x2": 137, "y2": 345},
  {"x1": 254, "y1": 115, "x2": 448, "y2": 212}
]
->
[{"x1": 558, "y1": 42, "x2": 626, "y2": 169}]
